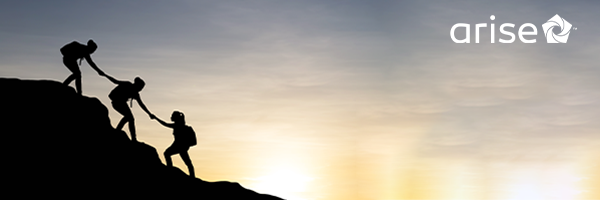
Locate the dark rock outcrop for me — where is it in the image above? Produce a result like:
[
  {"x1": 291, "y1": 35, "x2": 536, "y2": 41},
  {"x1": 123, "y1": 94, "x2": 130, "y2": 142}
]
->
[{"x1": 0, "y1": 78, "x2": 283, "y2": 199}]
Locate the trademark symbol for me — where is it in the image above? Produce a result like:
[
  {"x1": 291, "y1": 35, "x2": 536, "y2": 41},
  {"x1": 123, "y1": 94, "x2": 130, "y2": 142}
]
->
[{"x1": 573, "y1": 27, "x2": 577, "y2": 30}]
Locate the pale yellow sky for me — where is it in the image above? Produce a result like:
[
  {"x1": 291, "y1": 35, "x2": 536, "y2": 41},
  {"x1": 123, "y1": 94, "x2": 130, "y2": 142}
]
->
[{"x1": 2, "y1": 1, "x2": 600, "y2": 200}]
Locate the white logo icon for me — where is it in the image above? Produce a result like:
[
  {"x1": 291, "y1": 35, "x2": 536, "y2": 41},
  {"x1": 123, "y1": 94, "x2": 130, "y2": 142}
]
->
[{"x1": 542, "y1": 14, "x2": 573, "y2": 43}]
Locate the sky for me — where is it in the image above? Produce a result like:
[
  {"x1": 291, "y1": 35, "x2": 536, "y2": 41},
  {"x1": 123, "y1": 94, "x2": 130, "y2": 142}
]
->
[{"x1": 1, "y1": 0, "x2": 600, "y2": 200}]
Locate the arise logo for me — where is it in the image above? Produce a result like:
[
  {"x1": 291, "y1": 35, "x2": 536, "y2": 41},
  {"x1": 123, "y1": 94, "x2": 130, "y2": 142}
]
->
[{"x1": 450, "y1": 14, "x2": 576, "y2": 43}]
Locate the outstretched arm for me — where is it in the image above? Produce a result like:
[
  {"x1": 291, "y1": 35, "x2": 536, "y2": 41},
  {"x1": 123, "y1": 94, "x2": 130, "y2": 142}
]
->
[
  {"x1": 134, "y1": 95, "x2": 153, "y2": 118},
  {"x1": 84, "y1": 55, "x2": 105, "y2": 76},
  {"x1": 152, "y1": 115, "x2": 174, "y2": 128},
  {"x1": 103, "y1": 73, "x2": 124, "y2": 85}
]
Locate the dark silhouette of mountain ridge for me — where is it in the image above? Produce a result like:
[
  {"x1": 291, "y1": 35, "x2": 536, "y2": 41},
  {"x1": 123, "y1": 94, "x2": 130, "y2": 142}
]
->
[{"x1": 0, "y1": 78, "x2": 284, "y2": 199}]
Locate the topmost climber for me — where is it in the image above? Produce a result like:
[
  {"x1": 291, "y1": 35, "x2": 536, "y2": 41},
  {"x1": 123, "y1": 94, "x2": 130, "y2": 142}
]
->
[{"x1": 60, "y1": 39, "x2": 105, "y2": 95}]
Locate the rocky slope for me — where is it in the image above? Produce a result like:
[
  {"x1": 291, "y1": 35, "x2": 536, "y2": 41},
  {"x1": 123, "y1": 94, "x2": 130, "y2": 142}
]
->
[{"x1": 0, "y1": 78, "x2": 283, "y2": 199}]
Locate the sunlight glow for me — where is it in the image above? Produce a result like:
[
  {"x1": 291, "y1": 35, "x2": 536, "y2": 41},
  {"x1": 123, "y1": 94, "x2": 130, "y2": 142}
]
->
[
  {"x1": 505, "y1": 170, "x2": 583, "y2": 200},
  {"x1": 249, "y1": 170, "x2": 316, "y2": 200}
]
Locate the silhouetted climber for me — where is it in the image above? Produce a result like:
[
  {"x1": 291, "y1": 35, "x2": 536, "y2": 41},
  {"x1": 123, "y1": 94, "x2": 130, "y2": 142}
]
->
[
  {"x1": 103, "y1": 73, "x2": 153, "y2": 142},
  {"x1": 151, "y1": 111, "x2": 196, "y2": 177},
  {"x1": 60, "y1": 39, "x2": 105, "y2": 95}
]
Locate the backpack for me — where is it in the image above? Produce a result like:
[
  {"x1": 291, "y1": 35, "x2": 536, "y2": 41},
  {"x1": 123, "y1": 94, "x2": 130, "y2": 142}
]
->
[
  {"x1": 60, "y1": 41, "x2": 86, "y2": 65},
  {"x1": 182, "y1": 126, "x2": 197, "y2": 147},
  {"x1": 60, "y1": 41, "x2": 82, "y2": 57},
  {"x1": 108, "y1": 82, "x2": 136, "y2": 102}
]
